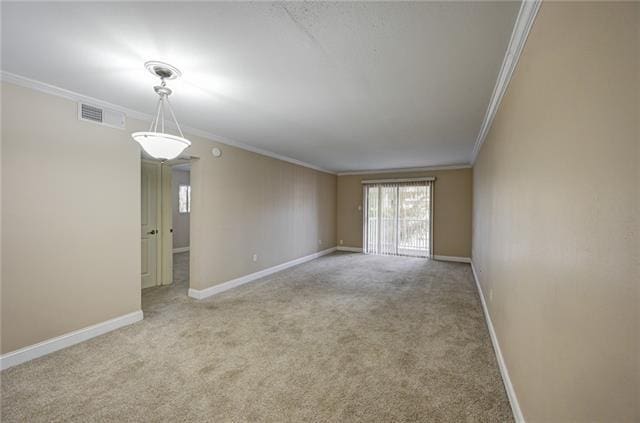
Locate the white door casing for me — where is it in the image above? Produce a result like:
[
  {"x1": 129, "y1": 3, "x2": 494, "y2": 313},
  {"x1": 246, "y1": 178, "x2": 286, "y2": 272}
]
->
[{"x1": 160, "y1": 163, "x2": 173, "y2": 285}]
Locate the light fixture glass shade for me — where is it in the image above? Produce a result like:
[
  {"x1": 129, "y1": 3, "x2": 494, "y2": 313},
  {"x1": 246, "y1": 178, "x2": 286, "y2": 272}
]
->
[
  {"x1": 133, "y1": 62, "x2": 191, "y2": 161},
  {"x1": 132, "y1": 132, "x2": 191, "y2": 160}
]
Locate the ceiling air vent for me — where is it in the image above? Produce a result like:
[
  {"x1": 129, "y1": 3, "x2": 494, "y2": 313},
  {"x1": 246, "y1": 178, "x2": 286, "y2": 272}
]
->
[{"x1": 78, "y1": 102, "x2": 126, "y2": 129}]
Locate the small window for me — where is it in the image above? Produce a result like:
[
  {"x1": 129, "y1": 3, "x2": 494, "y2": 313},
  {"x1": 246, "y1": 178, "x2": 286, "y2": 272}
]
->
[{"x1": 178, "y1": 185, "x2": 191, "y2": 213}]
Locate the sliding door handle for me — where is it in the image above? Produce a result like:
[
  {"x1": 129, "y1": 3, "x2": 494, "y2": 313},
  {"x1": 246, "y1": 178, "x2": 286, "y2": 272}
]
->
[{"x1": 147, "y1": 230, "x2": 157, "y2": 235}]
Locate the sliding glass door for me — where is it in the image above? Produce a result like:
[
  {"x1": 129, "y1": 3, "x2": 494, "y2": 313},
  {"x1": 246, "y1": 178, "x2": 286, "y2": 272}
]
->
[{"x1": 363, "y1": 180, "x2": 432, "y2": 258}]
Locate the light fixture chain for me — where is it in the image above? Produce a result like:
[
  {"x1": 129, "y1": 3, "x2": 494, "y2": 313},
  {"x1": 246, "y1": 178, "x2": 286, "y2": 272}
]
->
[
  {"x1": 154, "y1": 96, "x2": 164, "y2": 132},
  {"x1": 165, "y1": 96, "x2": 185, "y2": 138},
  {"x1": 149, "y1": 96, "x2": 162, "y2": 132},
  {"x1": 160, "y1": 94, "x2": 165, "y2": 134}
]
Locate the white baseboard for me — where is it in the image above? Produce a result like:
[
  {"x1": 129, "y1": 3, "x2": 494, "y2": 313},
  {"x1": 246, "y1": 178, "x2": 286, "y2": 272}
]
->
[
  {"x1": 337, "y1": 246, "x2": 363, "y2": 253},
  {"x1": 471, "y1": 262, "x2": 524, "y2": 423},
  {"x1": 188, "y1": 247, "x2": 337, "y2": 300},
  {"x1": 0, "y1": 310, "x2": 143, "y2": 371},
  {"x1": 172, "y1": 246, "x2": 190, "y2": 253},
  {"x1": 433, "y1": 255, "x2": 471, "y2": 263}
]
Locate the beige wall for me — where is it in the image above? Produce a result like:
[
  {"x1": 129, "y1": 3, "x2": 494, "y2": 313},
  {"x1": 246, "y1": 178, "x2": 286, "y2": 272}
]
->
[
  {"x1": 1, "y1": 81, "x2": 337, "y2": 352},
  {"x1": 337, "y1": 168, "x2": 472, "y2": 257},
  {"x1": 188, "y1": 138, "x2": 337, "y2": 290},
  {"x1": 1, "y1": 82, "x2": 141, "y2": 354},
  {"x1": 472, "y1": 2, "x2": 639, "y2": 421},
  {"x1": 171, "y1": 168, "x2": 190, "y2": 250}
]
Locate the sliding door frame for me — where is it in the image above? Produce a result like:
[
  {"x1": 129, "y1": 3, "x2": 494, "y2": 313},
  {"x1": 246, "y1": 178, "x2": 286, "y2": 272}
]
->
[{"x1": 362, "y1": 177, "x2": 435, "y2": 258}]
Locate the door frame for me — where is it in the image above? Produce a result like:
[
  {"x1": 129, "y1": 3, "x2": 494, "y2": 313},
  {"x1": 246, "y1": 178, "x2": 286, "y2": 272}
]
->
[
  {"x1": 160, "y1": 163, "x2": 173, "y2": 285},
  {"x1": 141, "y1": 159, "x2": 179, "y2": 288},
  {"x1": 160, "y1": 158, "x2": 196, "y2": 286},
  {"x1": 142, "y1": 156, "x2": 197, "y2": 290},
  {"x1": 362, "y1": 177, "x2": 435, "y2": 258}
]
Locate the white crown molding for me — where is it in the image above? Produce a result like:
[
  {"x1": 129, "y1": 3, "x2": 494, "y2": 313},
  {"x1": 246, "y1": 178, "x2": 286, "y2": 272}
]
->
[
  {"x1": 2, "y1": 0, "x2": 541, "y2": 176},
  {"x1": 470, "y1": 0, "x2": 542, "y2": 164},
  {"x1": 0, "y1": 310, "x2": 143, "y2": 370},
  {"x1": 188, "y1": 247, "x2": 337, "y2": 300},
  {"x1": 0, "y1": 70, "x2": 336, "y2": 175},
  {"x1": 337, "y1": 164, "x2": 471, "y2": 176},
  {"x1": 471, "y1": 262, "x2": 525, "y2": 422}
]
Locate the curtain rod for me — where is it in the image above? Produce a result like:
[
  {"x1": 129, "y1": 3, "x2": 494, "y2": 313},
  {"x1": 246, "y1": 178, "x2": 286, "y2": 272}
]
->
[{"x1": 361, "y1": 177, "x2": 436, "y2": 184}]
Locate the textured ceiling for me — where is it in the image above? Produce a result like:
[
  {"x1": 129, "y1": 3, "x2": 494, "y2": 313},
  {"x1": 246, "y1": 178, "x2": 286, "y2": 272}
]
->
[{"x1": 1, "y1": 2, "x2": 520, "y2": 172}]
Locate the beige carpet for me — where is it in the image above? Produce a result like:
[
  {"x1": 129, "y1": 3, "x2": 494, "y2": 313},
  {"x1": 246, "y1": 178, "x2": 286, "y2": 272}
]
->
[{"x1": 1, "y1": 252, "x2": 512, "y2": 422}]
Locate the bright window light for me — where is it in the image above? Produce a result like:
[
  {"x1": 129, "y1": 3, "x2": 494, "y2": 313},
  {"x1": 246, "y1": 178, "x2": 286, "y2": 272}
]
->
[{"x1": 179, "y1": 185, "x2": 191, "y2": 213}]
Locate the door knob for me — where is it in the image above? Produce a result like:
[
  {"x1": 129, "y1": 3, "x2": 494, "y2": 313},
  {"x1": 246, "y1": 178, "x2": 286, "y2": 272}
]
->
[{"x1": 147, "y1": 230, "x2": 157, "y2": 235}]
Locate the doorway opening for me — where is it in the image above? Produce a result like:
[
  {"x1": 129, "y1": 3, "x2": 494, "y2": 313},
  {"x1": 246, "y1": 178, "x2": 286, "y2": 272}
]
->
[
  {"x1": 171, "y1": 163, "x2": 191, "y2": 291},
  {"x1": 140, "y1": 158, "x2": 192, "y2": 292},
  {"x1": 363, "y1": 178, "x2": 433, "y2": 258}
]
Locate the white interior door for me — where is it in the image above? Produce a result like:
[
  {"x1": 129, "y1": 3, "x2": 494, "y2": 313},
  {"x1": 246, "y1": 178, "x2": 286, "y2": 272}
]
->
[{"x1": 141, "y1": 160, "x2": 161, "y2": 289}]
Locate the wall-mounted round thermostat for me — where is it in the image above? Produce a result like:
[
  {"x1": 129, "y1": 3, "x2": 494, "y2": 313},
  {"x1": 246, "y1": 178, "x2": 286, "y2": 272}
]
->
[{"x1": 212, "y1": 147, "x2": 222, "y2": 157}]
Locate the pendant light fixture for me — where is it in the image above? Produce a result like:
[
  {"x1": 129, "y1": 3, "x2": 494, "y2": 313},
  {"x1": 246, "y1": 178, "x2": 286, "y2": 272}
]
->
[{"x1": 132, "y1": 61, "x2": 191, "y2": 160}]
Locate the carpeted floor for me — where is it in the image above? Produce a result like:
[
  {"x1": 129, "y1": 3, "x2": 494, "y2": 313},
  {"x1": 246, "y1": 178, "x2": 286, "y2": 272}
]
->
[
  {"x1": 1, "y1": 252, "x2": 512, "y2": 422},
  {"x1": 175, "y1": 250, "x2": 190, "y2": 283}
]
